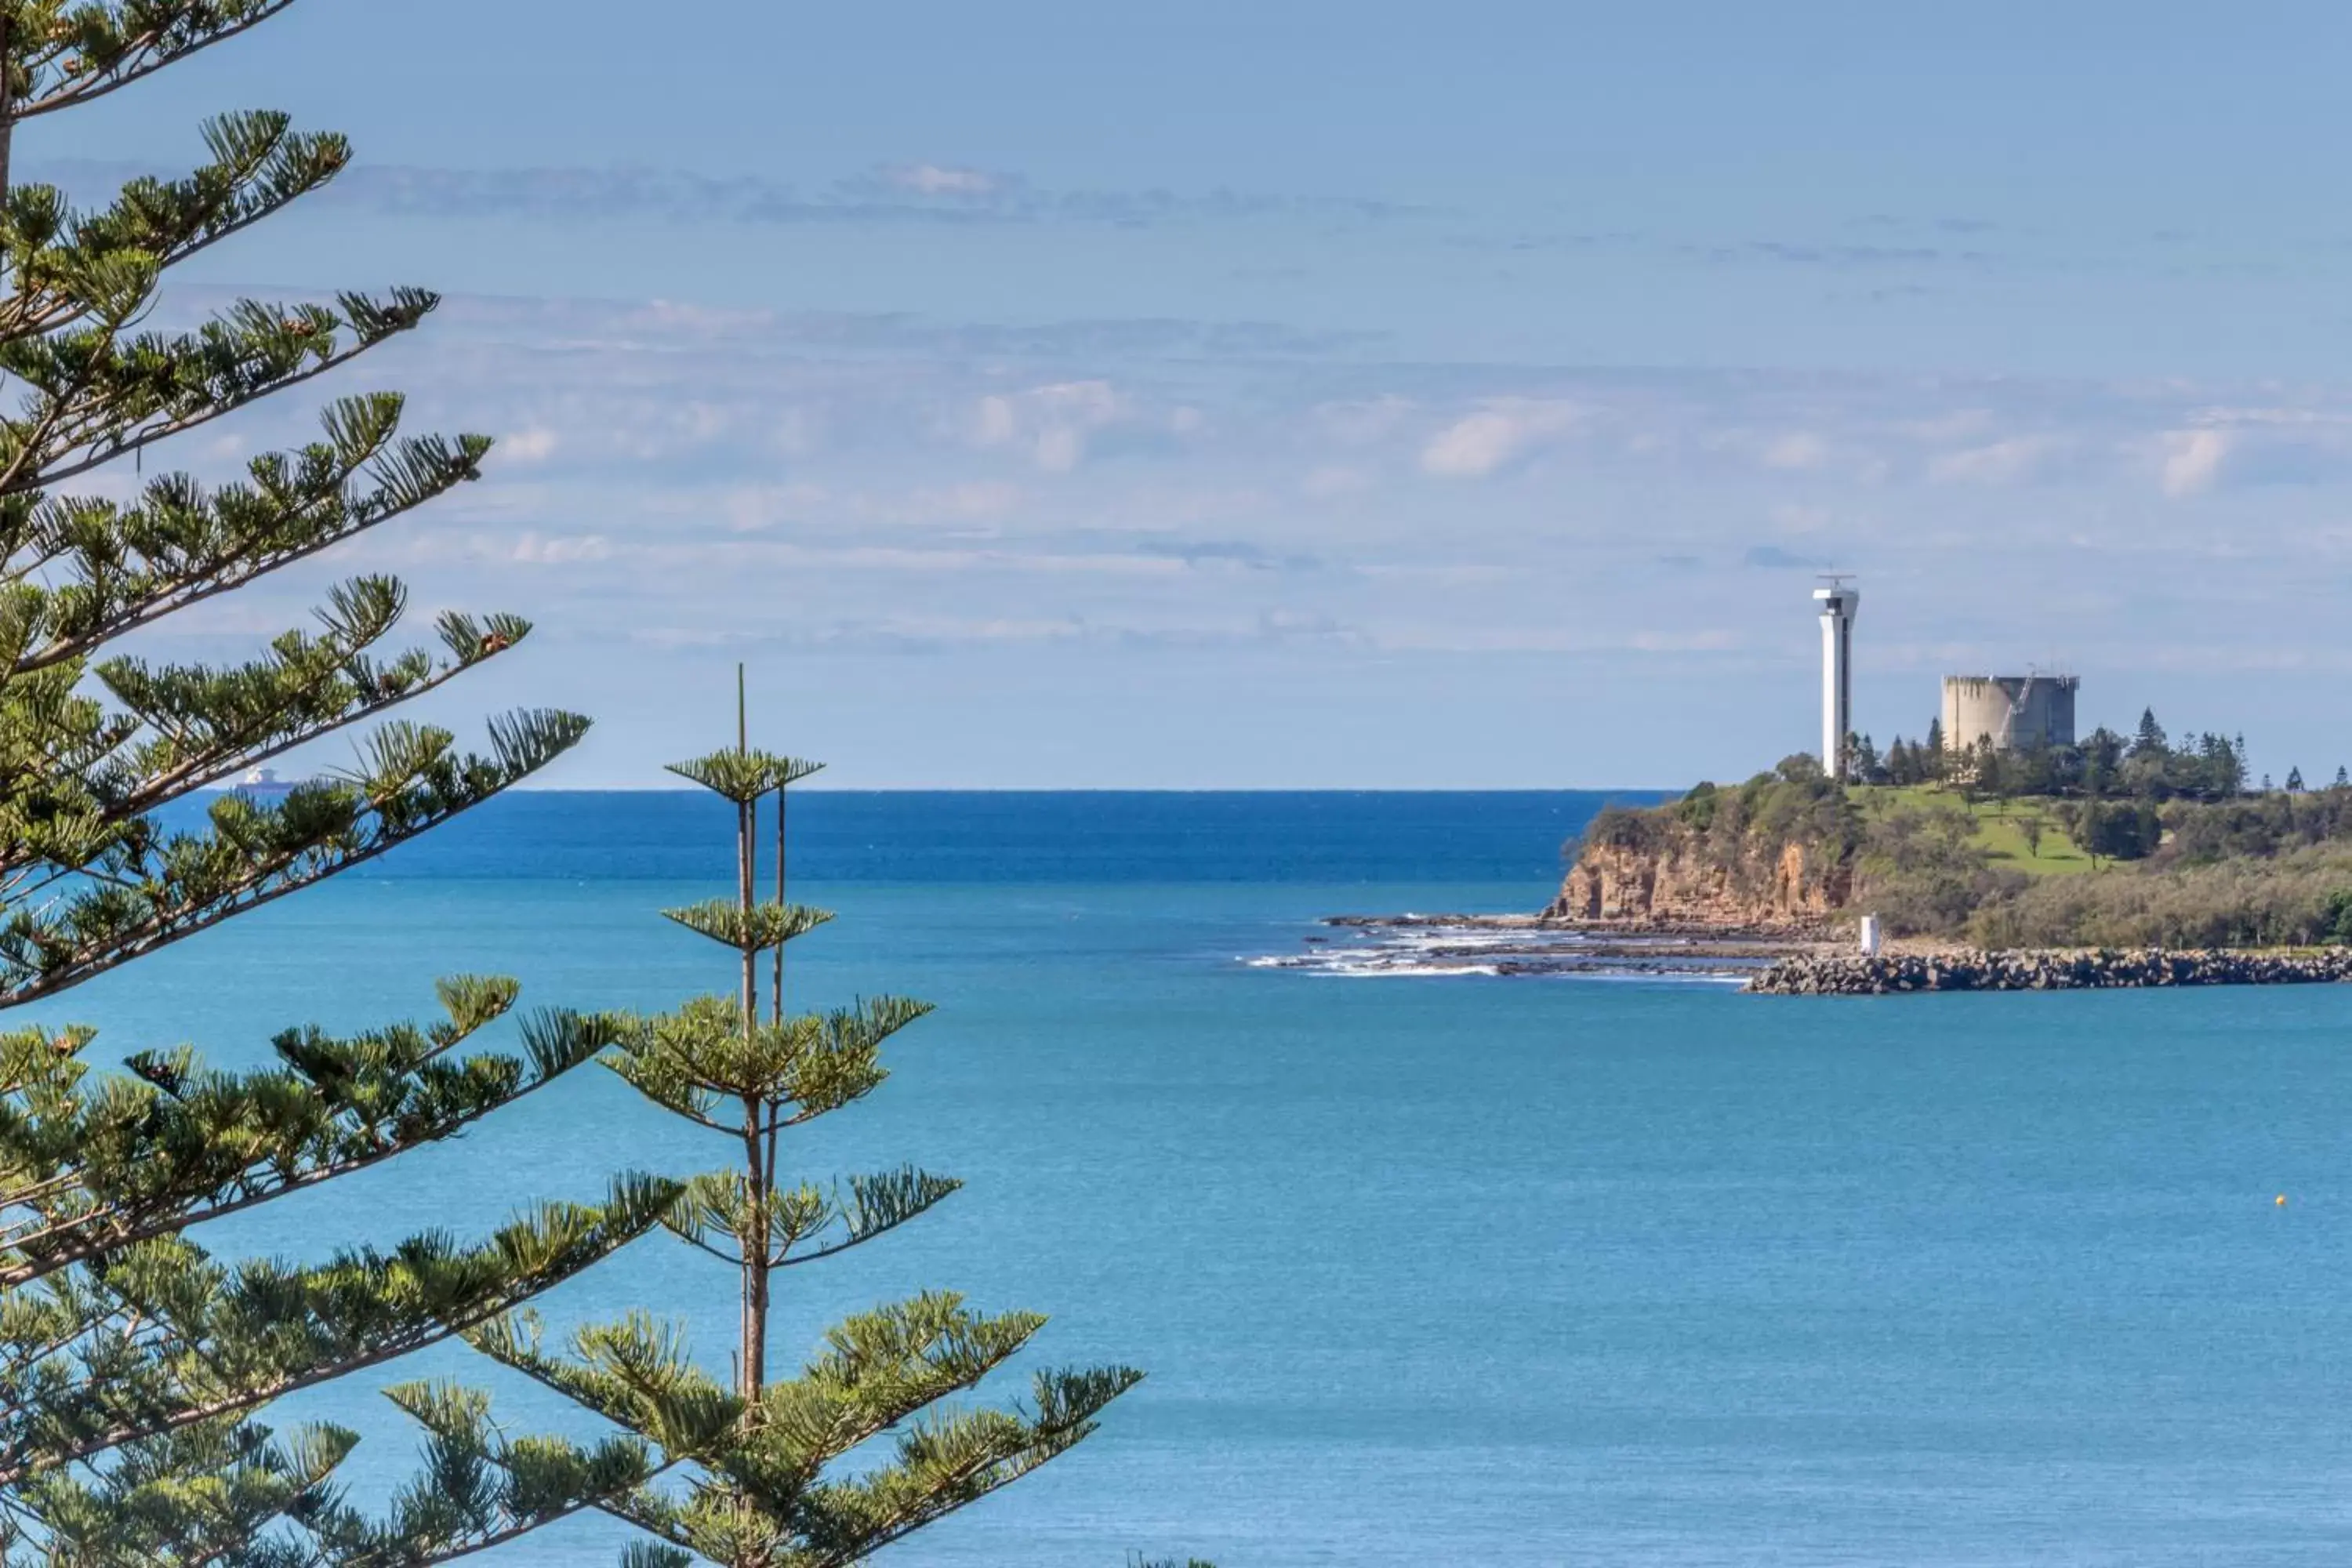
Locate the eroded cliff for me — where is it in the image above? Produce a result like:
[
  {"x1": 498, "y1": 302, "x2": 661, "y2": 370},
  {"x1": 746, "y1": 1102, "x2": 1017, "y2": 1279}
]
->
[
  {"x1": 1544, "y1": 771, "x2": 1858, "y2": 931},
  {"x1": 1546, "y1": 837, "x2": 1848, "y2": 927}
]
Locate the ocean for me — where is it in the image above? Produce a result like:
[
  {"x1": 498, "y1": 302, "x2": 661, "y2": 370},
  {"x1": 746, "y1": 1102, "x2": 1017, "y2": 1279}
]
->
[{"x1": 50, "y1": 790, "x2": 2352, "y2": 1565}]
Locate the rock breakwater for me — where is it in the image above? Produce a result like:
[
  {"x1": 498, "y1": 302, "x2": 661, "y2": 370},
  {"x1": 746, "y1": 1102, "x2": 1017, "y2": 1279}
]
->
[{"x1": 1748, "y1": 947, "x2": 2352, "y2": 995}]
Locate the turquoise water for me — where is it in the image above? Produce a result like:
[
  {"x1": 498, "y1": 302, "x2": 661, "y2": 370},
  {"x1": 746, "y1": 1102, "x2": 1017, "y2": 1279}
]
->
[{"x1": 46, "y1": 793, "x2": 2352, "y2": 1564}]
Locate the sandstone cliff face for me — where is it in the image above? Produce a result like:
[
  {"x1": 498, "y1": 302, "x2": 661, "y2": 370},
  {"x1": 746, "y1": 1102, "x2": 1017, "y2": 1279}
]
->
[{"x1": 1545, "y1": 835, "x2": 1849, "y2": 928}]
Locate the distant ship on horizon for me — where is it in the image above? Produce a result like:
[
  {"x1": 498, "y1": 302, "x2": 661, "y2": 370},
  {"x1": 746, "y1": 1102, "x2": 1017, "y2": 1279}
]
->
[{"x1": 228, "y1": 767, "x2": 329, "y2": 797}]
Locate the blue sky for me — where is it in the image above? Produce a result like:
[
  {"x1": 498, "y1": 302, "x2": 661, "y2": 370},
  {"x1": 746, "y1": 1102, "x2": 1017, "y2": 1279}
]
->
[{"x1": 45, "y1": 0, "x2": 2352, "y2": 785}]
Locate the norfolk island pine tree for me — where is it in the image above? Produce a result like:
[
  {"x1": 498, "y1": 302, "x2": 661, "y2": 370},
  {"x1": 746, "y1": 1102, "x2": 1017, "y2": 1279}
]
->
[
  {"x1": 0, "y1": 4, "x2": 689, "y2": 1561},
  {"x1": 387, "y1": 678, "x2": 1168, "y2": 1566},
  {"x1": 0, "y1": 9, "x2": 1187, "y2": 1563}
]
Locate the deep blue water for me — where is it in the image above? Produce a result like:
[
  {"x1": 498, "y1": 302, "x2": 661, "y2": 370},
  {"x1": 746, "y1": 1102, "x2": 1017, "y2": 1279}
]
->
[
  {"x1": 48, "y1": 791, "x2": 2352, "y2": 1564},
  {"x1": 324, "y1": 788, "x2": 1642, "y2": 884}
]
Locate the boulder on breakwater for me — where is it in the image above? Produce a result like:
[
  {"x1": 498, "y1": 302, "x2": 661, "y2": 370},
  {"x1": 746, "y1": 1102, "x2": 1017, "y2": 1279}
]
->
[{"x1": 1748, "y1": 947, "x2": 2352, "y2": 996}]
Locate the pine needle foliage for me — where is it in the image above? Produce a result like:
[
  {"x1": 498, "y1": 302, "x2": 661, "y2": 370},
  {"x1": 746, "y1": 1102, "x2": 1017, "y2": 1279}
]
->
[
  {"x1": 0, "y1": 5, "x2": 662, "y2": 1562},
  {"x1": 437, "y1": 677, "x2": 1146, "y2": 1566},
  {"x1": 0, "y1": 2, "x2": 590, "y2": 1009}
]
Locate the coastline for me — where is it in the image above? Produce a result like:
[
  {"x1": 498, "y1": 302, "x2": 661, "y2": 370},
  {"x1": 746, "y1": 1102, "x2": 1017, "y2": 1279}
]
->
[{"x1": 1301, "y1": 913, "x2": 2352, "y2": 995}]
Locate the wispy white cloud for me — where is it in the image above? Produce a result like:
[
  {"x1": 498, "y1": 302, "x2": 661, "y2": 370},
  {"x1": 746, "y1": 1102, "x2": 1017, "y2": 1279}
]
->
[
  {"x1": 971, "y1": 380, "x2": 1123, "y2": 472},
  {"x1": 1301, "y1": 465, "x2": 1372, "y2": 499},
  {"x1": 27, "y1": 157, "x2": 1423, "y2": 232},
  {"x1": 113, "y1": 290, "x2": 2352, "y2": 720},
  {"x1": 879, "y1": 163, "x2": 1002, "y2": 198},
  {"x1": 2160, "y1": 428, "x2": 2230, "y2": 496},
  {"x1": 499, "y1": 426, "x2": 561, "y2": 464},
  {"x1": 1928, "y1": 434, "x2": 2073, "y2": 486},
  {"x1": 1420, "y1": 399, "x2": 1584, "y2": 477},
  {"x1": 507, "y1": 531, "x2": 610, "y2": 564},
  {"x1": 1760, "y1": 431, "x2": 1835, "y2": 471},
  {"x1": 964, "y1": 379, "x2": 1205, "y2": 474}
]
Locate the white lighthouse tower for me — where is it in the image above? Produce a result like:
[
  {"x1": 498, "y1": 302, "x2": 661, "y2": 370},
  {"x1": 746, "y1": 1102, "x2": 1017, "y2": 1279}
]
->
[{"x1": 1813, "y1": 576, "x2": 1860, "y2": 779}]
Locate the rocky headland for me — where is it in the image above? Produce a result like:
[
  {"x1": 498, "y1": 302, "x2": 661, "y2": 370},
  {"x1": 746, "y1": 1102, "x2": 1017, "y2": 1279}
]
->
[{"x1": 1298, "y1": 765, "x2": 2352, "y2": 993}]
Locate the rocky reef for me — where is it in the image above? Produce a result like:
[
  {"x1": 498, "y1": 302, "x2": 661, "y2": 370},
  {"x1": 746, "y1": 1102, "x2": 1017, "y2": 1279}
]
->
[
  {"x1": 1298, "y1": 914, "x2": 1816, "y2": 980},
  {"x1": 1748, "y1": 947, "x2": 2352, "y2": 995}
]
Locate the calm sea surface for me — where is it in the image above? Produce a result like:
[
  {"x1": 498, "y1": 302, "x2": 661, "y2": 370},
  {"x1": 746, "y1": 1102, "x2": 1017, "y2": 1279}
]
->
[{"x1": 50, "y1": 791, "x2": 2352, "y2": 1564}]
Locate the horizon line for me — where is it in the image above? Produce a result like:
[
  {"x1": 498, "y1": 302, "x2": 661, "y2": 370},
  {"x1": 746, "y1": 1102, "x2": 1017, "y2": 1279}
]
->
[{"x1": 200, "y1": 782, "x2": 1687, "y2": 796}]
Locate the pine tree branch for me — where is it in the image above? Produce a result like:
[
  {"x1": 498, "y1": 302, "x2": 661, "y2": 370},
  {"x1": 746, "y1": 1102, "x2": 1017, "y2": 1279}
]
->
[
  {"x1": 0, "y1": 709, "x2": 588, "y2": 1006},
  {"x1": 10, "y1": 414, "x2": 484, "y2": 678},
  {"x1": 16, "y1": 337, "x2": 359, "y2": 494},
  {"x1": 337, "y1": 1455, "x2": 692, "y2": 1568},
  {"x1": 1, "y1": 1180, "x2": 678, "y2": 1484},
  {"x1": 449, "y1": 1320, "x2": 648, "y2": 1425},
  {"x1": 779, "y1": 1368, "x2": 1144, "y2": 1566},
  {"x1": 2, "y1": 292, "x2": 437, "y2": 496},
  {"x1": 801, "y1": 1446, "x2": 1039, "y2": 1568},
  {"x1": 113, "y1": 656, "x2": 457, "y2": 820},
  {"x1": 77, "y1": 575, "x2": 424, "y2": 799},
  {"x1": 665, "y1": 1229, "x2": 743, "y2": 1269},
  {"x1": 1, "y1": 1043, "x2": 590, "y2": 1287},
  {"x1": 95, "y1": 607, "x2": 534, "y2": 827},
  {"x1": 99, "y1": 111, "x2": 332, "y2": 252},
  {"x1": 0, "y1": 114, "x2": 346, "y2": 348},
  {"x1": 666, "y1": 1104, "x2": 739, "y2": 1137},
  {"x1": 5, "y1": 1412, "x2": 358, "y2": 1566},
  {"x1": 16, "y1": 3, "x2": 305, "y2": 120}
]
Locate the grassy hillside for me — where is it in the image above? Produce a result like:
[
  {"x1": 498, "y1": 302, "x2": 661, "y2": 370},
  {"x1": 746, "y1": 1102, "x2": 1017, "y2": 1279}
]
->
[{"x1": 1850, "y1": 787, "x2": 2095, "y2": 877}]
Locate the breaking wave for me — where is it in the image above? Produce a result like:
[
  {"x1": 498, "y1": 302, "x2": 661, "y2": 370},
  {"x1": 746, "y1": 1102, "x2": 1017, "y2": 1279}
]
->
[{"x1": 1245, "y1": 917, "x2": 1769, "y2": 982}]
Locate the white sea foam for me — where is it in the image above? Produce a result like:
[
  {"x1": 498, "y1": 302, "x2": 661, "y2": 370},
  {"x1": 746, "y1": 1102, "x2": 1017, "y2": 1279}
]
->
[
  {"x1": 1308, "y1": 963, "x2": 1504, "y2": 978},
  {"x1": 1247, "y1": 918, "x2": 1762, "y2": 983}
]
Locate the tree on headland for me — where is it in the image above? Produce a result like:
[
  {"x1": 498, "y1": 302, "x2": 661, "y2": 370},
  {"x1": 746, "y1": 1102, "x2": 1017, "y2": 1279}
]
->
[
  {"x1": 0, "y1": 8, "x2": 672, "y2": 1560},
  {"x1": 2017, "y1": 812, "x2": 2045, "y2": 858},
  {"x1": 2288, "y1": 767, "x2": 2306, "y2": 793},
  {"x1": 429, "y1": 681, "x2": 1149, "y2": 1565},
  {"x1": 2071, "y1": 798, "x2": 2161, "y2": 863},
  {"x1": 1860, "y1": 711, "x2": 2274, "y2": 810},
  {"x1": 1965, "y1": 739, "x2": 2007, "y2": 803},
  {"x1": 2078, "y1": 726, "x2": 2124, "y2": 797}
]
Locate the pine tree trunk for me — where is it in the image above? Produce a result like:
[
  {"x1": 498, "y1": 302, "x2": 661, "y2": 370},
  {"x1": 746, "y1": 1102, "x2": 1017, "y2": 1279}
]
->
[
  {"x1": 735, "y1": 672, "x2": 768, "y2": 1402},
  {"x1": 0, "y1": 16, "x2": 16, "y2": 203},
  {"x1": 742, "y1": 1084, "x2": 768, "y2": 1403},
  {"x1": 773, "y1": 782, "x2": 786, "y2": 1025}
]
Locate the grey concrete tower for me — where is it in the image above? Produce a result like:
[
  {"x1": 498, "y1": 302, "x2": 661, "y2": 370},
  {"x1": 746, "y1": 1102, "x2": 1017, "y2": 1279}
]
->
[{"x1": 1813, "y1": 578, "x2": 1860, "y2": 778}]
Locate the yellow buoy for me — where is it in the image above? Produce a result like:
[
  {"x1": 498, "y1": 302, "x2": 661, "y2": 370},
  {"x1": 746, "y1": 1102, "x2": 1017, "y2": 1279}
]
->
[{"x1": 2277, "y1": 1194, "x2": 2288, "y2": 1207}]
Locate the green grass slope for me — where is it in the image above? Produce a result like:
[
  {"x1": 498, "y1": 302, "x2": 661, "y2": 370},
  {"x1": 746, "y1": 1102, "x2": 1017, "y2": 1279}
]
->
[{"x1": 1851, "y1": 786, "x2": 2096, "y2": 877}]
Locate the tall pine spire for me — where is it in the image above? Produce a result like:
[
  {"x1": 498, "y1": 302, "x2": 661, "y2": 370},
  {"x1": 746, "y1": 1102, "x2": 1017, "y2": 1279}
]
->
[{"x1": 438, "y1": 674, "x2": 1146, "y2": 1565}]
